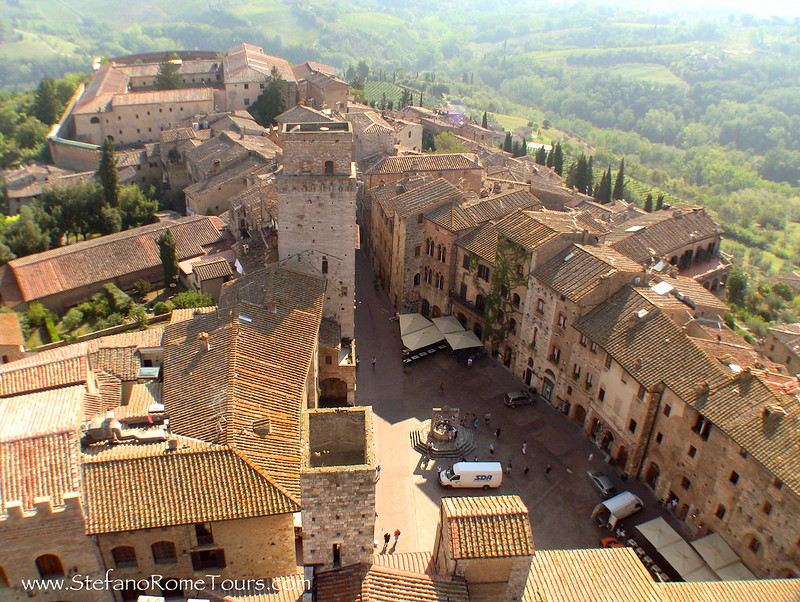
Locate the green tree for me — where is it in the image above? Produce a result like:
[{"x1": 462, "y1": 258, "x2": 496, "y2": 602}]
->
[
  {"x1": 171, "y1": 289, "x2": 213, "y2": 309},
  {"x1": 586, "y1": 156, "x2": 594, "y2": 196},
  {"x1": 481, "y1": 112, "x2": 488, "y2": 129},
  {"x1": 119, "y1": 184, "x2": 157, "y2": 229},
  {"x1": 612, "y1": 158, "x2": 625, "y2": 200},
  {"x1": 432, "y1": 132, "x2": 468, "y2": 154},
  {"x1": 96, "y1": 137, "x2": 119, "y2": 207},
  {"x1": 534, "y1": 146, "x2": 547, "y2": 165},
  {"x1": 356, "y1": 59, "x2": 370, "y2": 80},
  {"x1": 2, "y1": 206, "x2": 49, "y2": 257},
  {"x1": 14, "y1": 117, "x2": 48, "y2": 149},
  {"x1": 553, "y1": 143, "x2": 563, "y2": 175},
  {"x1": 158, "y1": 229, "x2": 178, "y2": 286},
  {"x1": 644, "y1": 194, "x2": 653, "y2": 212},
  {"x1": 247, "y1": 66, "x2": 286, "y2": 127},
  {"x1": 32, "y1": 76, "x2": 59, "y2": 126},
  {"x1": 154, "y1": 53, "x2": 183, "y2": 90},
  {"x1": 726, "y1": 268, "x2": 749, "y2": 306},
  {"x1": 655, "y1": 193, "x2": 664, "y2": 211},
  {"x1": 503, "y1": 132, "x2": 512, "y2": 153},
  {"x1": 546, "y1": 146, "x2": 554, "y2": 168},
  {"x1": 594, "y1": 167, "x2": 612, "y2": 204}
]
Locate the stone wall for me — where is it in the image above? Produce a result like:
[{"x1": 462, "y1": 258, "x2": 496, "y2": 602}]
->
[
  {"x1": 0, "y1": 493, "x2": 108, "y2": 602},
  {"x1": 300, "y1": 407, "x2": 376, "y2": 571}
]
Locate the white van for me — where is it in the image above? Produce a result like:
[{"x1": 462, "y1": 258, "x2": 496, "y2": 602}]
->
[
  {"x1": 591, "y1": 491, "x2": 644, "y2": 530},
  {"x1": 439, "y1": 462, "x2": 503, "y2": 489}
]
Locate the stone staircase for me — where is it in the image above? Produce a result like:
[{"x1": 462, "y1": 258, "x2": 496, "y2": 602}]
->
[{"x1": 410, "y1": 419, "x2": 477, "y2": 459}]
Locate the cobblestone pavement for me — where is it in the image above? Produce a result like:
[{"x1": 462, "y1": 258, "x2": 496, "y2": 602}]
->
[{"x1": 353, "y1": 249, "x2": 680, "y2": 556}]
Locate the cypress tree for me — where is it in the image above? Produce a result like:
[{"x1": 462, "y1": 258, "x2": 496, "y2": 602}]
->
[
  {"x1": 155, "y1": 53, "x2": 183, "y2": 90},
  {"x1": 603, "y1": 166, "x2": 613, "y2": 204},
  {"x1": 96, "y1": 137, "x2": 119, "y2": 208},
  {"x1": 503, "y1": 132, "x2": 513, "y2": 153},
  {"x1": 655, "y1": 193, "x2": 665, "y2": 211},
  {"x1": 33, "y1": 76, "x2": 59, "y2": 125},
  {"x1": 553, "y1": 143, "x2": 563, "y2": 175},
  {"x1": 586, "y1": 156, "x2": 594, "y2": 197},
  {"x1": 612, "y1": 158, "x2": 626, "y2": 200},
  {"x1": 546, "y1": 146, "x2": 555, "y2": 168},
  {"x1": 535, "y1": 146, "x2": 547, "y2": 165},
  {"x1": 158, "y1": 229, "x2": 179, "y2": 286},
  {"x1": 481, "y1": 112, "x2": 488, "y2": 129},
  {"x1": 644, "y1": 194, "x2": 654, "y2": 212}
]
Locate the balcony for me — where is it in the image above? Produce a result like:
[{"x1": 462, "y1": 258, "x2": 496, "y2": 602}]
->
[{"x1": 450, "y1": 290, "x2": 485, "y2": 317}]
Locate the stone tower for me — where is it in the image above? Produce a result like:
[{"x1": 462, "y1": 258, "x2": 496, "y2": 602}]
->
[
  {"x1": 275, "y1": 122, "x2": 357, "y2": 338},
  {"x1": 300, "y1": 407, "x2": 376, "y2": 571}
]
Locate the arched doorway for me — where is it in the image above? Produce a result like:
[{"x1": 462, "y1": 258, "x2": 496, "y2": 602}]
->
[
  {"x1": 645, "y1": 462, "x2": 660, "y2": 490},
  {"x1": 457, "y1": 313, "x2": 467, "y2": 327},
  {"x1": 542, "y1": 369, "x2": 556, "y2": 401},
  {"x1": 572, "y1": 405, "x2": 587, "y2": 426},
  {"x1": 473, "y1": 322, "x2": 483, "y2": 340},
  {"x1": 431, "y1": 305, "x2": 442, "y2": 318},
  {"x1": 524, "y1": 368, "x2": 532, "y2": 386},
  {"x1": 616, "y1": 446, "x2": 628, "y2": 470},
  {"x1": 503, "y1": 347, "x2": 512, "y2": 367},
  {"x1": 319, "y1": 378, "x2": 348, "y2": 407},
  {"x1": 421, "y1": 299, "x2": 430, "y2": 317},
  {"x1": 711, "y1": 278, "x2": 720, "y2": 291}
]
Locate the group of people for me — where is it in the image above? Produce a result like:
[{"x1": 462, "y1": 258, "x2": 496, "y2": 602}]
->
[{"x1": 377, "y1": 530, "x2": 402, "y2": 554}]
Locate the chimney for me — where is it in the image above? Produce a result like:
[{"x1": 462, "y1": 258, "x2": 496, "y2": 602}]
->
[
  {"x1": 696, "y1": 382, "x2": 710, "y2": 396},
  {"x1": 198, "y1": 332, "x2": 210, "y2": 352}
]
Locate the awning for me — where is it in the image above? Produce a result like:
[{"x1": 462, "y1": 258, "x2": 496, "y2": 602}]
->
[
  {"x1": 635, "y1": 517, "x2": 682, "y2": 549},
  {"x1": 690, "y1": 533, "x2": 739, "y2": 570},
  {"x1": 714, "y1": 562, "x2": 756, "y2": 581},
  {"x1": 432, "y1": 315, "x2": 465, "y2": 334},
  {"x1": 444, "y1": 330, "x2": 483, "y2": 350},
  {"x1": 402, "y1": 325, "x2": 445, "y2": 351},
  {"x1": 683, "y1": 564, "x2": 721, "y2": 582},
  {"x1": 399, "y1": 313, "x2": 434, "y2": 336}
]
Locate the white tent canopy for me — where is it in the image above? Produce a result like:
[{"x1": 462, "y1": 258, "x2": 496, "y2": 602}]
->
[
  {"x1": 683, "y1": 565, "x2": 721, "y2": 583},
  {"x1": 635, "y1": 517, "x2": 683, "y2": 549},
  {"x1": 715, "y1": 562, "x2": 756, "y2": 581},
  {"x1": 402, "y1": 325, "x2": 445, "y2": 351},
  {"x1": 398, "y1": 313, "x2": 433, "y2": 337},
  {"x1": 658, "y1": 539, "x2": 706, "y2": 578},
  {"x1": 432, "y1": 315, "x2": 465, "y2": 335},
  {"x1": 444, "y1": 330, "x2": 483, "y2": 351}
]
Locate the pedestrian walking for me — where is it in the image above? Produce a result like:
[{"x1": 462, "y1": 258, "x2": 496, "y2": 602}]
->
[
  {"x1": 355, "y1": 355, "x2": 360, "y2": 369},
  {"x1": 523, "y1": 465, "x2": 529, "y2": 476},
  {"x1": 545, "y1": 465, "x2": 552, "y2": 478},
  {"x1": 384, "y1": 532, "x2": 391, "y2": 545},
  {"x1": 588, "y1": 452, "x2": 594, "y2": 463},
  {"x1": 494, "y1": 427, "x2": 501, "y2": 438},
  {"x1": 484, "y1": 412, "x2": 492, "y2": 424},
  {"x1": 394, "y1": 529, "x2": 401, "y2": 542},
  {"x1": 372, "y1": 356, "x2": 376, "y2": 369},
  {"x1": 506, "y1": 460, "x2": 513, "y2": 475},
  {"x1": 521, "y1": 440, "x2": 527, "y2": 455},
  {"x1": 473, "y1": 415, "x2": 479, "y2": 429},
  {"x1": 489, "y1": 443, "x2": 495, "y2": 456},
  {"x1": 467, "y1": 357, "x2": 473, "y2": 369},
  {"x1": 474, "y1": 455, "x2": 478, "y2": 462}
]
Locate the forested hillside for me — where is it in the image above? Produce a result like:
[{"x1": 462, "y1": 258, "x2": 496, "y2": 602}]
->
[{"x1": 1, "y1": 0, "x2": 800, "y2": 278}]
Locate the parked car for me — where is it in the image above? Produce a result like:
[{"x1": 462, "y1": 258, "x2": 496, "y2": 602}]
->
[
  {"x1": 600, "y1": 537, "x2": 625, "y2": 549},
  {"x1": 503, "y1": 390, "x2": 534, "y2": 408},
  {"x1": 587, "y1": 470, "x2": 617, "y2": 498}
]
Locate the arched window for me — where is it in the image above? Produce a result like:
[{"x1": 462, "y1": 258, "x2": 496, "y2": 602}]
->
[
  {"x1": 324, "y1": 160, "x2": 334, "y2": 175},
  {"x1": 413, "y1": 273, "x2": 420, "y2": 286},
  {"x1": 437, "y1": 244, "x2": 442, "y2": 260},
  {"x1": 151, "y1": 541, "x2": 177, "y2": 565},
  {"x1": 500, "y1": 286, "x2": 508, "y2": 299},
  {"x1": 90, "y1": 116, "x2": 100, "y2": 124},
  {"x1": 441, "y1": 247, "x2": 446, "y2": 263},
  {"x1": 510, "y1": 318, "x2": 517, "y2": 334},
  {"x1": 35, "y1": 554, "x2": 64, "y2": 579},
  {"x1": 112, "y1": 545, "x2": 138, "y2": 568},
  {"x1": 475, "y1": 294, "x2": 485, "y2": 311},
  {"x1": 512, "y1": 293, "x2": 521, "y2": 307},
  {"x1": 748, "y1": 536, "x2": 761, "y2": 554},
  {"x1": 322, "y1": 257, "x2": 328, "y2": 274}
]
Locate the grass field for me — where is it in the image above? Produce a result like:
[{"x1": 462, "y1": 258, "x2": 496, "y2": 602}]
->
[
  {"x1": 489, "y1": 112, "x2": 530, "y2": 131},
  {"x1": 606, "y1": 63, "x2": 687, "y2": 87}
]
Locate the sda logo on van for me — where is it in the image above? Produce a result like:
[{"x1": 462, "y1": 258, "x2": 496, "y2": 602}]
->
[{"x1": 475, "y1": 474, "x2": 493, "y2": 481}]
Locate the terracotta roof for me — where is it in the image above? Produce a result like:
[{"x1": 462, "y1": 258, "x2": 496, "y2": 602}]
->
[
  {"x1": 319, "y1": 318, "x2": 341, "y2": 349},
  {"x1": 492, "y1": 209, "x2": 606, "y2": 252},
  {"x1": 164, "y1": 266, "x2": 325, "y2": 502},
  {"x1": 315, "y1": 563, "x2": 369, "y2": 602},
  {"x1": 524, "y1": 548, "x2": 659, "y2": 602},
  {"x1": 346, "y1": 111, "x2": 394, "y2": 135},
  {"x1": 0, "y1": 313, "x2": 24, "y2": 346},
  {"x1": 115, "y1": 382, "x2": 162, "y2": 422},
  {"x1": 0, "y1": 344, "x2": 89, "y2": 397},
  {"x1": 73, "y1": 64, "x2": 130, "y2": 114},
  {"x1": 185, "y1": 131, "x2": 277, "y2": 177},
  {"x1": 371, "y1": 551, "x2": 435, "y2": 576},
  {"x1": 94, "y1": 369, "x2": 122, "y2": 410},
  {"x1": 456, "y1": 222, "x2": 498, "y2": 263},
  {"x1": 82, "y1": 437, "x2": 299, "y2": 534},
  {"x1": 608, "y1": 207, "x2": 722, "y2": 265},
  {"x1": 224, "y1": 43, "x2": 296, "y2": 83},
  {"x1": 534, "y1": 244, "x2": 643, "y2": 303},
  {"x1": 110, "y1": 87, "x2": 213, "y2": 107},
  {"x1": 185, "y1": 155, "x2": 273, "y2": 204},
  {"x1": 388, "y1": 178, "x2": 461, "y2": 219},
  {"x1": 695, "y1": 371, "x2": 800, "y2": 496},
  {"x1": 767, "y1": 323, "x2": 800, "y2": 355},
  {"x1": 160, "y1": 126, "x2": 203, "y2": 144},
  {"x1": 660, "y1": 579, "x2": 800, "y2": 601},
  {"x1": 426, "y1": 189, "x2": 542, "y2": 232},
  {"x1": 655, "y1": 276, "x2": 728, "y2": 312},
  {"x1": 194, "y1": 258, "x2": 234, "y2": 281},
  {"x1": 2, "y1": 164, "x2": 77, "y2": 199},
  {"x1": 690, "y1": 336, "x2": 778, "y2": 374},
  {"x1": 204, "y1": 574, "x2": 308, "y2": 601},
  {"x1": 0, "y1": 386, "x2": 84, "y2": 511},
  {"x1": 276, "y1": 104, "x2": 333, "y2": 125},
  {"x1": 5, "y1": 216, "x2": 223, "y2": 302},
  {"x1": 228, "y1": 180, "x2": 278, "y2": 224},
  {"x1": 441, "y1": 495, "x2": 534, "y2": 559},
  {"x1": 365, "y1": 153, "x2": 481, "y2": 175},
  {"x1": 573, "y1": 287, "x2": 728, "y2": 403}
]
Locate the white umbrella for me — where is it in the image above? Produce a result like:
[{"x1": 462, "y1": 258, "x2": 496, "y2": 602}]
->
[
  {"x1": 399, "y1": 313, "x2": 434, "y2": 336},
  {"x1": 690, "y1": 533, "x2": 739, "y2": 571},
  {"x1": 658, "y1": 539, "x2": 705, "y2": 578},
  {"x1": 444, "y1": 330, "x2": 483, "y2": 351},
  {"x1": 714, "y1": 562, "x2": 756, "y2": 581},
  {"x1": 683, "y1": 565, "x2": 721, "y2": 583},
  {"x1": 402, "y1": 325, "x2": 445, "y2": 351},
  {"x1": 635, "y1": 517, "x2": 682, "y2": 549},
  {"x1": 432, "y1": 315, "x2": 465, "y2": 334}
]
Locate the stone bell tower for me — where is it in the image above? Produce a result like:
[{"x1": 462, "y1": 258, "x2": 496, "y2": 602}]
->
[{"x1": 275, "y1": 121, "x2": 357, "y2": 339}]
